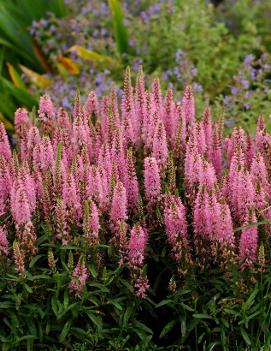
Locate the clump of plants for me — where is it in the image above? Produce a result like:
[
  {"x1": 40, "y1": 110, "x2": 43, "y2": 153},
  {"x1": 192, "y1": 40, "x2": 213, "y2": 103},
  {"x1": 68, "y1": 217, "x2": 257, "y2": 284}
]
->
[{"x1": 0, "y1": 68, "x2": 271, "y2": 350}]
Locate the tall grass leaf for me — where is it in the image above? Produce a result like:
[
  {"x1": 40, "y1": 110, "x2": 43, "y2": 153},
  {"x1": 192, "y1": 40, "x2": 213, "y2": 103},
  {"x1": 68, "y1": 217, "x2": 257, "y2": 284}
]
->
[
  {"x1": 108, "y1": 0, "x2": 130, "y2": 55},
  {"x1": 0, "y1": 77, "x2": 37, "y2": 109},
  {"x1": 56, "y1": 56, "x2": 80, "y2": 75},
  {"x1": 69, "y1": 46, "x2": 120, "y2": 70},
  {"x1": 19, "y1": 65, "x2": 52, "y2": 88},
  {"x1": 6, "y1": 62, "x2": 26, "y2": 89},
  {"x1": 0, "y1": 112, "x2": 14, "y2": 132}
]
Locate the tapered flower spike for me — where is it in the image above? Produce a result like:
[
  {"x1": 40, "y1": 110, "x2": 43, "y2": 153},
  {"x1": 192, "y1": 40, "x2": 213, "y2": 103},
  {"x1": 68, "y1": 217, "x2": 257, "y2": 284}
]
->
[
  {"x1": 0, "y1": 156, "x2": 12, "y2": 216},
  {"x1": 26, "y1": 127, "x2": 41, "y2": 158},
  {"x1": 144, "y1": 157, "x2": 161, "y2": 205},
  {"x1": 152, "y1": 119, "x2": 168, "y2": 168},
  {"x1": 72, "y1": 90, "x2": 81, "y2": 119},
  {"x1": 62, "y1": 173, "x2": 82, "y2": 223},
  {"x1": 69, "y1": 257, "x2": 89, "y2": 298},
  {"x1": 10, "y1": 180, "x2": 31, "y2": 226},
  {"x1": 13, "y1": 241, "x2": 25, "y2": 274},
  {"x1": 151, "y1": 78, "x2": 164, "y2": 122},
  {"x1": 0, "y1": 122, "x2": 11, "y2": 161},
  {"x1": 38, "y1": 94, "x2": 55, "y2": 121},
  {"x1": 83, "y1": 200, "x2": 100, "y2": 245},
  {"x1": 126, "y1": 149, "x2": 139, "y2": 211},
  {"x1": 135, "y1": 66, "x2": 147, "y2": 136},
  {"x1": 251, "y1": 153, "x2": 270, "y2": 208},
  {"x1": 164, "y1": 195, "x2": 191, "y2": 265},
  {"x1": 83, "y1": 90, "x2": 100, "y2": 120},
  {"x1": 0, "y1": 227, "x2": 8, "y2": 256},
  {"x1": 226, "y1": 127, "x2": 248, "y2": 165},
  {"x1": 57, "y1": 107, "x2": 71, "y2": 131},
  {"x1": 128, "y1": 225, "x2": 147, "y2": 266},
  {"x1": 239, "y1": 210, "x2": 258, "y2": 270},
  {"x1": 110, "y1": 181, "x2": 127, "y2": 232},
  {"x1": 55, "y1": 198, "x2": 71, "y2": 245},
  {"x1": 128, "y1": 224, "x2": 149, "y2": 298},
  {"x1": 182, "y1": 86, "x2": 195, "y2": 125},
  {"x1": 164, "y1": 87, "x2": 178, "y2": 142},
  {"x1": 201, "y1": 108, "x2": 213, "y2": 154},
  {"x1": 229, "y1": 163, "x2": 255, "y2": 221},
  {"x1": 14, "y1": 108, "x2": 32, "y2": 140},
  {"x1": 33, "y1": 136, "x2": 54, "y2": 172},
  {"x1": 110, "y1": 86, "x2": 120, "y2": 128},
  {"x1": 122, "y1": 66, "x2": 137, "y2": 143}
]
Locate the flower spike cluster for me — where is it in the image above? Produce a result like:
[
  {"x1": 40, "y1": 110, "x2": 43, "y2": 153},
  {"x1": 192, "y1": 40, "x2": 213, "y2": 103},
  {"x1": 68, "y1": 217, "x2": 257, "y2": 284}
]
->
[{"x1": 0, "y1": 68, "x2": 271, "y2": 297}]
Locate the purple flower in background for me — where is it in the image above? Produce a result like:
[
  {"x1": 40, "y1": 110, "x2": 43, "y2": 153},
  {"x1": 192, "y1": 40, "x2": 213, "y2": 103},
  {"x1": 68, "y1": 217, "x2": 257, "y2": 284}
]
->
[
  {"x1": 225, "y1": 116, "x2": 235, "y2": 128},
  {"x1": 175, "y1": 49, "x2": 183, "y2": 63},
  {"x1": 231, "y1": 87, "x2": 238, "y2": 95},
  {"x1": 244, "y1": 54, "x2": 254, "y2": 65},
  {"x1": 240, "y1": 79, "x2": 249, "y2": 90},
  {"x1": 192, "y1": 82, "x2": 203, "y2": 93}
]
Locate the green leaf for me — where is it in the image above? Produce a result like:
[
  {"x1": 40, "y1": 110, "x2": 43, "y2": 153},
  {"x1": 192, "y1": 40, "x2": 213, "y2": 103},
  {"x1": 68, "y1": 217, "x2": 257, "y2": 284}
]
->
[
  {"x1": 29, "y1": 254, "x2": 44, "y2": 268},
  {"x1": 159, "y1": 319, "x2": 177, "y2": 339},
  {"x1": 240, "y1": 327, "x2": 251, "y2": 346},
  {"x1": 6, "y1": 62, "x2": 26, "y2": 89},
  {"x1": 180, "y1": 302, "x2": 194, "y2": 312},
  {"x1": 63, "y1": 290, "x2": 69, "y2": 310},
  {"x1": 59, "y1": 320, "x2": 72, "y2": 343},
  {"x1": 181, "y1": 318, "x2": 186, "y2": 338},
  {"x1": 156, "y1": 299, "x2": 173, "y2": 308},
  {"x1": 24, "y1": 284, "x2": 33, "y2": 293},
  {"x1": 108, "y1": 299, "x2": 123, "y2": 311},
  {"x1": 0, "y1": 76, "x2": 37, "y2": 109},
  {"x1": 108, "y1": 0, "x2": 130, "y2": 55},
  {"x1": 123, "y1": 305, "x2": 133, "y2": 328},
  {"x1": 193, "y1": 313, "x2": 213, "y2": 320},
  {"x1": 69, "y1": 46, "x2": 120, "y2": 70},
  {"x1": 88, "y1": 264, "x2": 97, "y2": 278},
  {"x1": 87, "y1": 312, "x2": 102, "y2": 331},
  {"x1": 51, "y1": 296, "x2": 59, "y2": 317}
]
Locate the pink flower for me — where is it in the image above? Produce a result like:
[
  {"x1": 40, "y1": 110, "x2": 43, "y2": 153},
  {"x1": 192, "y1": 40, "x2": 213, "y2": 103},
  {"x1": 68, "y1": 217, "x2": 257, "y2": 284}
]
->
[
  {"x1": 135, "y1": 66, "x2": 147, "y2": 139},
  {"x1": 110, "y1": 181, "x2": 127, "y2": 231},
  {"x1": 182, "y1": 86, "x2": 195, "y2": 125},
  {"x1": 164, "y1": 195, "x2": 190, "y2": 262},
  {"x1": 0, "y1": 122, "x2": 11, "y2": 161},
  {"x1": 126, "y1": 149, "x2": 139, "y2": 211},
  {"x1": 122, "y1": 67, "x2": 137, "y2": 144},
  {"x1": 83, "y1": 200, "x2": 100, "y2": 245},
  {"x1": 128, "y1": 225, "x2": 147, "y2": 266},
  {"x1": 83, "y1": 91, "x2": 100, "y2": 120},
  {"x1": 38, "y1": 94, "x2": 55, "y2": 121},
  {"x1": 62, "y1": 173, "x2": 82, "y2": 223},
  {"x1": 128, "y1": 225, "x2": 149, "y2": 298},
  {"x1": 13, "y1": 241, "x2": 25, "y2": 274},
  {"x1": 10, "y1": 181, "x2": 31, "y2": 226},
  {"x1": 69, "y1": 258, "x2": 89, "y2": 298},
  {"x1": 152, "y1": 119, "x2": 168, "y2": 167},
  {"x1": 0, "y1": 227, "x2": 8, "y2": 256},
  {"x1": 144, "y1": 157, "x2": 161, "y2": 204},
  {"x1": 164, "y1": 87, "x2": 178, "y2": 142},
  {"x1": 239, "y1": 211, "x2": 258, "y2": 270}
]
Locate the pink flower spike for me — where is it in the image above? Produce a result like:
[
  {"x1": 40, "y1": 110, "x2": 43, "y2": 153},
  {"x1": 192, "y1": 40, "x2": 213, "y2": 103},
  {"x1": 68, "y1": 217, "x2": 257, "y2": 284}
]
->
[
  {"x1": 239, "y1": 211, "x2": 258, "y2": 270},
  {"x1": 0, "y1": 227, "x2": 8, "y2": 256},
  {"x1": 144, "y1": 157, "x2": 161, "y2": 205},
  {"x1": 110, "y1": 181, "x2": 127, "y2": 231},
  {"x1": 38, "y1": 94, "x2": 55, "y2": 121},
  {"x1": 182, "y1": 86, "x2": 195, "y2": 125},
  {"x1": 69, "y1": 258, "x2": 89, "y2": 298},
  {"x1": 128, "y1": 225, "x2": 147, "y2": 266},
  {"x1": 0, "y1": 122, "x2": 11, "y2": 161},
  {"x1": 152, "y1": 119, "x2": 168, "y2": 168}
]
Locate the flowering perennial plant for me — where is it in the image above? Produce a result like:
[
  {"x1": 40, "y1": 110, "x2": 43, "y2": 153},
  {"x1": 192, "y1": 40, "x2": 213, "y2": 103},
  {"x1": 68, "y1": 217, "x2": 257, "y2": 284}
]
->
[{"x1": 0, "y1": 67, "x2": 271, "y2": 302}]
